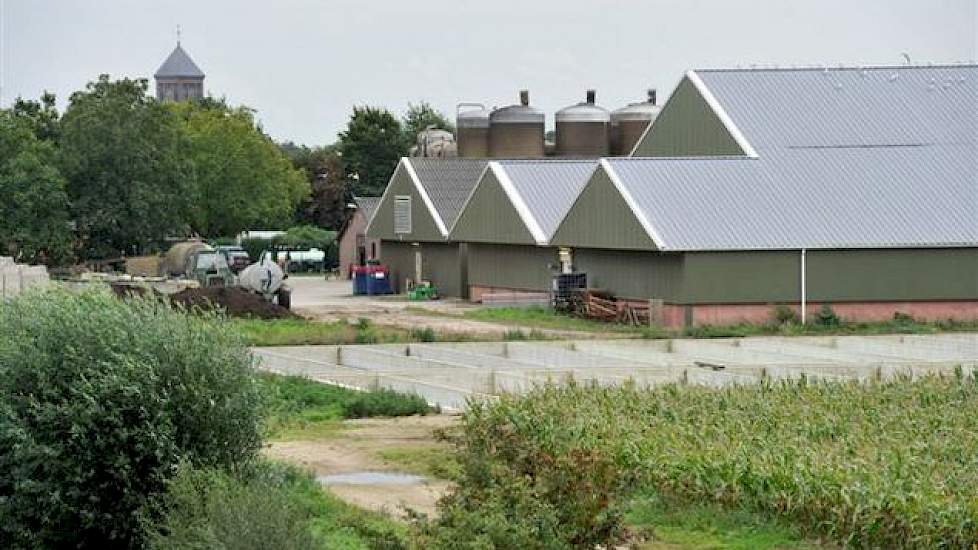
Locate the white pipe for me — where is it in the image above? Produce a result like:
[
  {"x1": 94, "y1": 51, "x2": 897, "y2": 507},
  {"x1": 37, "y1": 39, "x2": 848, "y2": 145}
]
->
[{"x1": 800, "y1": 248, "x2": 807, "y2": 324}]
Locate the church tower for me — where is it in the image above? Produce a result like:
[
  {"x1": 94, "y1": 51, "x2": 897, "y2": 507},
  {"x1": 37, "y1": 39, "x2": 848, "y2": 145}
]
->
[{"x1": 154, "y1": 42, "x2": 204, "y2": 101}]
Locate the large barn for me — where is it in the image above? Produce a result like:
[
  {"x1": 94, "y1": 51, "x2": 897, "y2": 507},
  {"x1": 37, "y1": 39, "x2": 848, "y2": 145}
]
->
[
  {"x1": 552, "y1": 65, "x2": 978, "y2": 325},
  {"x1": 369, "y1": 64, "x2": 978, "y2": 326},
  {"x1": 450, "y1": 160, "x2": 596, "y2": 300},
  {"x1": 365, "y1": 158, "x2": 487, "y2": 297}
]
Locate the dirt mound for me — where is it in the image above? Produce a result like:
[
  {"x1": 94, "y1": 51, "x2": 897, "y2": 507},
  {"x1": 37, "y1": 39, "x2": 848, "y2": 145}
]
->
[{"x1": 169, "y1": 287, "x2": 297, "y2": 319}]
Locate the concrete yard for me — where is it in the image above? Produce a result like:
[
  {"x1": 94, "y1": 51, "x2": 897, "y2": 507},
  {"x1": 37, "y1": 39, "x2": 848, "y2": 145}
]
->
[{"x1": 254, "y1": 333, "x2": 978, "y2": 411}]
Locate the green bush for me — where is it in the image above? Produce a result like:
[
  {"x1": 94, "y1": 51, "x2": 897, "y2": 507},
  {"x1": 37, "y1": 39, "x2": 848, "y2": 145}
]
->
[
  {"x1": 146, "y1": 461, "x2": 408, "y2": 550},
  {"x1": 772, "y1": 304, "x2": 800, "y2": 325},
  {"x1": 412, "y1": 326, "x2": 437, "y2": 342},
  {"x1": 145, "y1": 463, "x2": 315, "y2": 550},
  {"x1": 343, "y1": 388, "x2": 435, "y2": 418},
  {"x1": 240, "y1": 236, "x2": 274, "y2": 263},
  {"x1": 0, "y1": 287, "x2": 263, "y2": 548},
  {"x1": 814, "y1": 303, "x2": 841, "y2": 327},
  {"x1": 418, "y1": 381, "x2": 638, "y2": 549}
]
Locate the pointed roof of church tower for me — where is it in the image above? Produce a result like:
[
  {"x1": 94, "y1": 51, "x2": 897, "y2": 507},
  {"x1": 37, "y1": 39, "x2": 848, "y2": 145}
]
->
[{"x1": 155, "y1": 43, "x2": 204, "y2": 79}]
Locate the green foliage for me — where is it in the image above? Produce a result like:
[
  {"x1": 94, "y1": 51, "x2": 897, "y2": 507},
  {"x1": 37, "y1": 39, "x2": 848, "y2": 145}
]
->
[
  {"x1": 411, "y1": 326, "x2": 437, "y2": 342},
  {"x1": 419, "y1": 380, "x2": 636, "y2": 549},
  {"x1": 0, "y1": 287, "x2": 263, "y2": 548},
  {"x1": 59, "y1": 75, "x2": 194, "y2": 258},
  {"x1": 260, "y1": 372, "x2": 435, "y2": 439},
  {"x1": 145, "y1": 462, "x2": 316, "y2": 550},
  {"x1": 813, "y1": 303, "x2": 841, "y2": 327},
  {"x1": 170, "y1": 101, "x2": 310, "y2": 236},
  {"x1": 338, "y1": 106, "x2": 408, "y2": 197},
  {"x1": 146, "y1": 461, "x2": 408, "y2": 550},
  {"x1": 772, "y1": 304, "x2": 800, "y2": 325},
  {"x1": 11, "y1": 91, "x2": 60, "y2": 142},
  {"x1": 436, "y1": 378, "x2": 978, "y2": 548},
  {"x1": 239, "y1": 236, "x2": 273, "y2": 264},
  {"x1": 282, "y1": 142, "x2": 350, "y2": 230},
  {"x1": 0, "y1": 110, "x2": 72, "y2": 263},
  {"x1": 402, "y1": 101, "x2": 455, "y2": 144},
  {"x1": 280, "y1": 225, "x2": 336, "y2": 249}
]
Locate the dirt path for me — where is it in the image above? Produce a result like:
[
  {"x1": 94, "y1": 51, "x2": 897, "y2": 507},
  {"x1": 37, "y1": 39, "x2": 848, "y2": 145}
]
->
[{"x1": 265, "y1": 415, "x2": 457, "y2": 517}]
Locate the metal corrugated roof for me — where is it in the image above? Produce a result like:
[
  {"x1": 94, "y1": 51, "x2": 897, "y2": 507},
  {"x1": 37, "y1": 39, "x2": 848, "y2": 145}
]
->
[
  {"x1": 496, "y1": 160, "x2": 598, "y2": 239},
  {"x1": 408, "y1": 158, "x2": 488, "y2": 230},
  {"x1": 610, "y1": 65, "x2": 978, "y2": 251},
  {"x1": 353, "y1": 196, "x2": 381, "y2": 222},
  {"x1": 155, "y1": 44, "x2": 205, "y2": 78},
  {"x1": 608, "y1": 143, "x2": 977, "y2": 250},
  {"x1": 695, "y1": 65, "x2": 978, "y2": 152}
]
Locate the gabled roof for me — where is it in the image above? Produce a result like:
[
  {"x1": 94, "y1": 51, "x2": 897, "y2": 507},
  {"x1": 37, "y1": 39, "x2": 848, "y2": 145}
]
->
[
  {"x1": 612, "y1": 65, "x2": 978, "y2": 251},
  {"x1": 353, "y1": 196, "x2": 381, "y2": 223},
  {"x1": 694, "y1": 65, "x2": 976, "y2": 154},
  {"x1": 155, "y1": 44, "x2": 205, "y2": 79},
  {"x1": 408, "y1": 158, "x2": 489, "y2": 232},
  {"x1": 491, "y1": 160, "x2": 598, "y2": 243}
]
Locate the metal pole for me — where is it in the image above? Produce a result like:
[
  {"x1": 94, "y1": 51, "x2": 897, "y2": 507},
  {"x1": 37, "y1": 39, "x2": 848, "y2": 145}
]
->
[{"x1": 800, "y1": 248, "x2": 807, "y2": 324}]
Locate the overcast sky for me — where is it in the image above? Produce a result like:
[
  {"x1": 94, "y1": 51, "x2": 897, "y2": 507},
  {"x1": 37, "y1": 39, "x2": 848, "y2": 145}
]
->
[{"x1": 3, "y1": 0, "x2": 976, "y2": 145}]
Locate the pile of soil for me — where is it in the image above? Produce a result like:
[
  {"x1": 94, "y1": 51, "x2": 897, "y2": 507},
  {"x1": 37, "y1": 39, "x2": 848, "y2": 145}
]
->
[{"x1": 169, "y1": 287, "x2": 297, "y2": 320}]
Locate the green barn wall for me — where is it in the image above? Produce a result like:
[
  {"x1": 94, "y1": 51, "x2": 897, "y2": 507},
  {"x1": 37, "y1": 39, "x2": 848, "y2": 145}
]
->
[
  {"x1": 631, "y1": 77, "x2": 745, "y2": 157},
  {"x1": 380, "y1": 240, "x2": 467, "y2": 298},
  {"x1": 806, "y1": 248, "x2": 978, "y2": 302},
  {"x1": 450, "y1": 170, "x2": 536, "y2": 245},
  {"x1": 573, "y1": 249, "x2": 684, "y2": 301},
  {"x1": 680, "y1": 251, "x2": 800, "y2": 304},
  {"x1": 367, "y1": 165, "x2": 446, "y2": 242},
  {"x1": 551, "y1": 169, "x2": 657, "y2": 250},
  {"x1": 467, "y1": 243, "x2": 556, "y2": 292}
]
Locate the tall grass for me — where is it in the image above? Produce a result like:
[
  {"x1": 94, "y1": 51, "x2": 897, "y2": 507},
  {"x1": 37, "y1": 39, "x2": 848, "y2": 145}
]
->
[{"x1": 430, "y1": 375, "x2": 978, "y2": 548}]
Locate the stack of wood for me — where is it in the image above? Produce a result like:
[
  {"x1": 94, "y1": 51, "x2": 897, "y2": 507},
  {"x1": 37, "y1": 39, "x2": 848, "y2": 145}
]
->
[{"x1": 569, "y1": 289, "x2": 655, "y2": 326}]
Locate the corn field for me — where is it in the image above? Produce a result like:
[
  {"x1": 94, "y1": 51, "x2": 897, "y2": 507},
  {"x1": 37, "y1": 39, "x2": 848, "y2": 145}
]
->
[{"x1": 453, "y1": 374, "x2": 978, "y2": 548}]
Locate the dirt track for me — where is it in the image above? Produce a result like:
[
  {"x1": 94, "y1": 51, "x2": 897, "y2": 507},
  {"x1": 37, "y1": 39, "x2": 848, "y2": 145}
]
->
[{"x1": 265, "y1": 415, "x2": 456, "y2": 517}]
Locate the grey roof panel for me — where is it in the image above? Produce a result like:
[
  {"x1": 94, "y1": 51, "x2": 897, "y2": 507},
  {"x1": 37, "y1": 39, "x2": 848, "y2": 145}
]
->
[
  {"x1": 155, "y1": 44, "x2": 205, "y2": 78},
  {"x1": 695, "y1": 65, "x2": 978, "y2": 152},
  {"x1": 408, "y1": 158, "x2": 488, "y2": 230},
  {"x1": 496, "y1": 160, "x2": 598, "y2": 239},
  {"x1": 353, "y1": 196, "x2": 381, "y2": 222},
  {"x1": 609, "y1": 65, "x2": 978, "y2": 251},
  {"x1": 608, "y1": 144, "x2": 977, "y2": 250}
]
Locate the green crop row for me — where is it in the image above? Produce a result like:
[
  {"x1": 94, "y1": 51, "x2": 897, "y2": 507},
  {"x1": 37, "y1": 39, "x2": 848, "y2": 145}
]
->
[{"x1": 428, "y1": 374, "x2": 978, "y2": 548}]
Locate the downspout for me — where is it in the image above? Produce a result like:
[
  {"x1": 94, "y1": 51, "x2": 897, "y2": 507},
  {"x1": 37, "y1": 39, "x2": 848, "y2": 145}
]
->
[{"x1": 800, "y1": 248, "x2": 807, "y2": 324}]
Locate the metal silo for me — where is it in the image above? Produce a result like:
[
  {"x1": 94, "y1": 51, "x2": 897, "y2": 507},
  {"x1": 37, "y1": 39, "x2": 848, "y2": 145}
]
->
[
  {"x1": 456, "y1": 103, "x2": 490, "y2": 158},
  {"x1": 610, "y1": 89, "x2": 661, "y2": 156},
  {"x1": 555, "y1": 90, "x2": 610, "y2": 157},
  {"x1": 488, "y1": 90, "x2": 545, "y2": 158}
]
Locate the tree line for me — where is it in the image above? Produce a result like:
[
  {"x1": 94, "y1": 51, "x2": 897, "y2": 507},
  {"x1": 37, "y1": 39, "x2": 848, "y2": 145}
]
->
[{"x1": 1, "y1": 74, "x2": 453, "y2": 265}]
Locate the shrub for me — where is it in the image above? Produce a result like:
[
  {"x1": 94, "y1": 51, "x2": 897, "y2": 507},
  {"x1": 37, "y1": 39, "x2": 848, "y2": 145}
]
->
[
  {"x1": 893, "y1": 311, "x2": 915, "y2": 324},
  {"x1": 772, "y1": 304, "x2": 800, "y2": 325},
  {"x1": 343, "y1": 388, "x2": 435, "y2": 418},
  {"x1": 240, "y1": 236, "x2": 273, "y2": 263},
  {"x1": 813, "y1": 303, "x2": 841, "y2": 327},
  {"x1": 504, "y1": 329, "x2": 528, "y2": 340},
  {"x1": 145, "y1": 463, "x2": 315, "y2": 550},
  {"x1": 412, "y1": 326, "x2": 437, "y2": 342},
  {"x1": 0, "y1": 287, "x2": 262, "y2": 548},
  {"x1": 418, "y1": 382, "x2": 639, "y2": 549}
]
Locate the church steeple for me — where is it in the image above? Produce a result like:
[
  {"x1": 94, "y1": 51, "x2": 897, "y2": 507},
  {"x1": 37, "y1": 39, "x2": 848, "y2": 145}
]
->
[{"x1": 154, "y1": 40, "x2": 204, "y2": 101}]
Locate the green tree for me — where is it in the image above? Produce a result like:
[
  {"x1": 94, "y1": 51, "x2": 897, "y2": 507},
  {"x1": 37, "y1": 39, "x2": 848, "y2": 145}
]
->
[
  {"x1": 171, "y1": 101, "x2": 309, "y2": 236},
  {"x1": 0, "y1": 111, "x2": 72, "y2": 263},
  {"x1": 58, "y1": 75, "x2": 194, "y2": 258},
  {"x1": 338, "y1": 106, "x2": 407, "y2": 197},
  {"x1": 402, "y1": 101, "x2": 455, "y2": 145},
  {"x1": 282, "y1": 142, "x2": 349, "y2": 229},
  {"x1": 11, "y1": 91, "x2": 61, "y2": 142}
]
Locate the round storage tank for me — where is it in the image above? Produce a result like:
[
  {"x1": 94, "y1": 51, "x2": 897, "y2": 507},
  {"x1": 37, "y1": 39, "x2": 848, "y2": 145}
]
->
[
  {"x1": 456, "y1": 104, "x2": 490, "y2": 158},
  {"x1": 488, "y1": 90, "x2": 544, "y2": 158},
  {"x1": 610, "y1": 89, "x2": 661, "y2": 156},
  {"x1": 556, "y1": 90, "x2": 610, "y2": 156}
]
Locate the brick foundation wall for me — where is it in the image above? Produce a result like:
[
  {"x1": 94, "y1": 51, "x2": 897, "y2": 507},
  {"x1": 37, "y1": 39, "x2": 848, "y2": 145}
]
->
[
  {"x1": 659, "y1": 301, "x2": 978, "y2": 328},
  {"x1": 470, "y1": 285, "x2": 549, "y2": 303}
]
